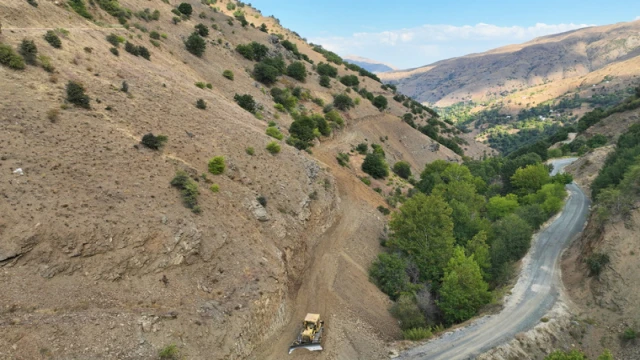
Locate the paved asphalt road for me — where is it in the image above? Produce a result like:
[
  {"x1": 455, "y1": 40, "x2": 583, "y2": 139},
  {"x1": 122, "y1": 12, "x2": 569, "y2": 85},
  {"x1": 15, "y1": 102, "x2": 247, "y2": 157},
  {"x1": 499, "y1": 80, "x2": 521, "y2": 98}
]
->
[{"x1": 398, "y1": 158, "x2": 590, "y2": 360}]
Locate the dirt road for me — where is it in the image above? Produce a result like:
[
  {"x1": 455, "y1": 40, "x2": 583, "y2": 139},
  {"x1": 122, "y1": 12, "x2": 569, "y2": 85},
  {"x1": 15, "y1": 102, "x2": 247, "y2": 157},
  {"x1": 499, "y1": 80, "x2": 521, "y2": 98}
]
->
[{"x1": 398, "y1": 158, "x2": 590, "y2": 360}]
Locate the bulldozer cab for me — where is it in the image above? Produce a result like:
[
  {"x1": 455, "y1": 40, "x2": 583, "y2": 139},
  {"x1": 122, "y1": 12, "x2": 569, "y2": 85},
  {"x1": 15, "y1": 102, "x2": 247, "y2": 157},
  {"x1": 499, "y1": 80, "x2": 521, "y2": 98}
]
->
[
  {"x1": 289, "y1": 313, "x2": 324, "y2": 354},
  {"x1": 303, "y1": 313, "x2": 320, "y2": 326}
]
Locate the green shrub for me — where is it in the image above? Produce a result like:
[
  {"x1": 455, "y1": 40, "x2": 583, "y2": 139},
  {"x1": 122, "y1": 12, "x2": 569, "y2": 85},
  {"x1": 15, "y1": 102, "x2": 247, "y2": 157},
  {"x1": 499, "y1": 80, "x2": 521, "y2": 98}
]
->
[
  {"x1": 587, "y1": 134, "x2": 607, "y2": 148},
  {"x1": 274, "y1": 103, "x2": 286, "y2": 112},
  {"x1": 324, "y1": 110, "x2": 344, "y2": 127},
  {"x1": 0, "y1": 44, "x2": 26, "y2": 70},
  {"x1": 44, "y1": 31, "x2": 62, "y2": 48},
  {"x1": 266, "y1": 141, "x2": 281, "y2": 154},
  {"x1": 226, "y1": 2, "x2": 235, "y2": 10},
  {"x1": 586, "y1": 253, "x2": 610, "y2": 277},
  {"x1": 355, "y1": 143, "x2": 368, "y2": 155},
  {"x1": 257, "y1": 195, "x2": 267, "y2": 207},
  {"x1": 209, "y1": 184, "x2": 220, "y2": 193},
  {"x1": 208, "y1": 156, "x2": 225, "y2": 175},
  {"x1": 234, "y1": 93, "x2": 256, "y2": 113},
  {"x1": 360, "y1": 176, "x2": 371, "y2": 186},
  {"x1": 195, "y1": 82, "x2": 206, "y2": 89},
  {"x1": 266, "y1": 127, "x2": 284, "y2": 140},
  {"x1": 141, "y1": 133, "x2": 168, "y2": 150},
  {"x1": 319, "y1": 75, "x2": 331, "y2": 88},
  {"x1": 260, "y1": 23, "x2": 268, "y2": 32},
  {"x1": 340, "y1": 75, "x2": 359, "y2": 87},
  {"x1": 333, "y1": 94, "x2": 354, "y2": 111},
  {"x1": 373, "y1": 95, "x2": 388, "y2": 110},
  {"x1": 185, "y1": 32, "x2": 206, "y2": 57},
  {"x1": 68, "y1": 0, "x2": 93, "y2": 19},
  {"x1": 196, "y1": 99, "x2": 207, "y2": 109},
  {"x1": 27, "y1": 0, "x2": 38, "y2": 7},
  {"x1": 222, "y1": 69, "x2": 234, "y2": 80},
  {"x1": 286, "y1": 61, "x2": 307, "y2": 81},
  {"x1": 362, "y1": 153, "x2": 388, "y2": 179},
  {"x1": 150, "y1": 31, "x2": 161, "y2": 40},
  {"x1": 170, "y1": 172, "x2": 200, "y2": 211},
  {"x1": 390, "y1": 295, "x2": 427, "y2": 330},
  {"x1": 106, "y1": 34, "x2": 122, "y2": 47},
  {"x1": 317, "y1": 62, "x2": 338, "y2": 78},
  {"x1": 547, "y1": 148, "x2": 563, "y2": 158},
  {"x1": 177, "y1": 3, "x2": 192, "y2": 15},
  {"x1": 312, "y1": 97, "x2": 324, "y2": 106},
  {"x1": 393, "y1": 161, "x2": 412, "y2": 179},
  {"x1": 403, "y1": 327, "x2": 432, "y2": 341},
  {"x1": 66, "y1": 81, "x2": 90, "y2": 108},
  {"x1": 623, "y1": 328, "x2": 637, "y2": 341},
  {"x1": 245, "y1": 147, "x2": 255, "y2": 155},
  {"x1": 17, "y1": 39, "x2": 37, "y2": 65},
  {"x1": 336, "y1": 152, "x2": 350, "y2": 167},
  {"x1": 109, "y1": 47, "x2": 119, "y2": 56},
  {"x1": 137, "y1": 46, "x2": 150, "y2": 60},
  {"x1": 121, "y1": 80, "x2": 128, "y2": 92},
  {"x1": 195, "y1": 23, "x2": 209, "y2": 37},
  {"x1": 377, "y1": 206, "x2": 391, "y2": 215},
  {"x1": 38, "y1": 55, "x2": 54, "y2": 72},
  {"x1": 253, "y1": 62, "x2": 280, "y2": 85}
]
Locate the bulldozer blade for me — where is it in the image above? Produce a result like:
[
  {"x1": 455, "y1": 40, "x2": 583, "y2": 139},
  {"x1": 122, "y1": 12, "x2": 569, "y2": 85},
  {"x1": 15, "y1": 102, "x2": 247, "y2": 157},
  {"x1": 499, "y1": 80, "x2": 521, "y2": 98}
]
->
[{"x1": 288, "y1": 343, "x2": 323, "y2": 354}]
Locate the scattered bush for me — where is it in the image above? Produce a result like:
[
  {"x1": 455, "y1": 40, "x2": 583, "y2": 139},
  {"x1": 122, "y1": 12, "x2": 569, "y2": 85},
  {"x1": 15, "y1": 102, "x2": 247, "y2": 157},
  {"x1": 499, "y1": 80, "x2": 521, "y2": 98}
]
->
[
  {"x1": 355, "y1": 143, "x2": 368, "y2": 155},
  {"x1": 209, "y1": 184, "x2": 220, "y2": 193},
  {"x1": 185, "y1": 32, "x2": 206, "y2": 57},
  {"x1": 177, "y1": 3, "x2": 192, "y2": 16},
  {"x1": 336, "y1": 152, "x2": 350, "y2": 167},
  {"x1": 372, "y1": 95, "x2": 388, "y2": 110},
  {"x1": 195, "y1": 23, "x2": 209, "y2": 37},
  {"x1": 266, "y1": 141, "x2": 281, "y2": 154},
  {"x1": 27, "y1": 0, "x2": 38, "y2": 7},
  {"x1": 312, "y1": 97, "x2": 324, "y2": 106},
  {"x1": 234, "y1": 93, "x2": 256, "y2": 113},
  {"x1": 17, "y1": 39, "x2": 37, "y2": 66},
  {"x1": 390, "y1": 295, "x2": 427, "y2": 330},
  {"x1": 333, "y1": 94, "x2": 354, "y2": 111},
  {"x1": 586, "y1": 253, "x2": 610, "y2": 277},
  {"x1": 340, "y1": 75, "x2": 359, "y2": 87},
  {"x1": 245, "y1": 147, "x2": 255, "y2": 155},
  {"x1": 106, "y1": 34, "x2": 124, "y2": 47},
  {"x1": 150, "y1": 31, "x2": 161, "y2": 40},
  {"x1": 195, "y1": 82, "x2": 206, "y2": 89},
  {"x1": 236, "y1": 42, "x2": 269, "y2": 61},
  {"x1": 360, "y1": 176, "x2": 371, "y2": 186},
  {"x1": 141, "y1": 133, "x2": 168, "y2": 150},
  {"x1": 257, "y1": 195, "x2": 267, "y2": 207},
  {"x1": 0, "y1": 44, "x2": 26, "y2": 70},
  {"x1": 377, "y1": 206, "x2": 391, "y2": 215},
  {"x1": 44, "y1": 31, "x2": 62, "y2": 48},
  {"x1": 222, "y1": 70, "x2": 234, "y2": 80},
  {"x1": 120, "y1": 80, "x2": 129, "y2": 92},
  {"x1": 286, "y1": 61, "x2": 307, "y2": 82},
  {"x1": 319, "y1": 75, "x2": 331, "y2": 88},
  {"x1": 622, "y1": 328, "x2": 637, "y2": 341},
  {"x1": 362, "y1": 153, "x2": 388, "y2": 179},
  {"x1": 68, "y1": 0, "x2": 93, "y2": 19},
  {"x1": 393, "y1": 161, "x2": 412, "y2": 179},
  {"x1": 170, "y1": 172, "x2": 200, "y2": 211},
  {"x1": 47, "y1": 108, "x2": 60, "y2": 122},
  {"x1": 253, "y1": 61, "x2": 280, "y2": 85},
  {"x1": 208, "y1": 156, "x2": 225, "y2": 175},
  {"x1": 403, "y1": 327, "x2": 432, "y2": 341},
  {"x1": 66, "y1": 81, "x2": 90, "y2": 108},
  {"x1": 324, "y1": 110, "x2": 344, "y2": 127},
  {"x1": 196, "y1": 98, "x2": 207, "y2": 109},
  {"x1": 226, "y1": 2, "x2": 236, "y2": 10},
  {"x1": 109, "y1": 47, "x2": 119, "y2": 56},
  {"x1": 316, "y1": 62, "x2": 338, "y2": 78},
  {"x1": 266, "y1": 127, "x2": 284, "y2": 140}
]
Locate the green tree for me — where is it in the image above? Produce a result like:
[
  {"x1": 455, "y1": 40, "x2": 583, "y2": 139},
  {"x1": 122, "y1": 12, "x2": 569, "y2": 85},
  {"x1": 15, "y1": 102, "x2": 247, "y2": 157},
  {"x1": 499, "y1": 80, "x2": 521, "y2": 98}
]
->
[
  {"x1": 390, "y1": 294, "x2": 427, "y2": 330},
  {"x1": 465, "y1": 231, "x2": 491, "y2": 281},
  {"x1": 369, "y1": 253, "x2": 417, "y2": 300},
  {"x1": 417, "y1": 160, "x2": 451, "y2": 194},
  {"x1": 177, "y1": 3, "x2": 192, "y2": 16},
  {"x1": 286, "y1": 61, "x2": 307, "y2": 82},
  {"x1": 597, "y1": 349, "x2": 613, "y2": 360},
  {"x1": 362, "y1": 153, "x2": 389, "y2": 179},
  {"x1": 511, "y1": 163, "x2": 550, "y2": 195},
  {"x1": 194, "y1": 23, "x2": 209, "y2": 37},
  {"x1": 393, "y1": 161, "x2": 412, "y2": 179},
  {"x1": 333, "y1": 94, "x2": 354, "y2": 111},
  {"x1": 372, "y1": 95, "x2": 388, "y2": 110},
  {"x1": 19, "y1": 39, "x2": 38, "y2": 65},
  {"x1": 319, "y1": 75, "x2": 331, "y2": 88},
  {"x1": 491, "y1": 214, "x2": 533, "y2": 270},
  {"x1": 486, "y1": 194, "x2": 519, "y2": 220},
  {"x1": 253, "y1": 62, "x2": 280, "y2": 85},
  {"x1": 340, "y1": 75, "x2": 359, "y2": 87},
  {"x1": 437, "y1": 247, "x2": 491, "y2": 324},
  {"x1": 289, "y1": 115, "x2": 317, "y2": 145},
  {"x1": 233, "y1": 93, "x2": 256, "y2": 113},
  {"x1": 66, "y1": 81, "x2": 90, "y2": 108},
  {"x1": 388, "y1": 193, "x2": 455, "y2": 284},
  {"x1": 316, "y1": 62, "x2": 338, "y2": 77},
  {"x1": 185, "y1": 32, "x2": 206, "y2": 57}
]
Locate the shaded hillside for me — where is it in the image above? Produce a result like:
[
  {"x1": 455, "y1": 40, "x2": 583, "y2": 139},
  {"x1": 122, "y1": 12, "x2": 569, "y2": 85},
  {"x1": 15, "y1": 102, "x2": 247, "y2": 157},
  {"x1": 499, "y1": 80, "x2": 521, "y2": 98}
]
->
[
  {"x1": 380, "y1": 20, "x2": 640, "y2": 107},
  {"x1": 345, "y1": 55, "x2": 395, "y2": 73},
  {"x1": 0, "y1": 0, "x2": 491, "y2": 359}
]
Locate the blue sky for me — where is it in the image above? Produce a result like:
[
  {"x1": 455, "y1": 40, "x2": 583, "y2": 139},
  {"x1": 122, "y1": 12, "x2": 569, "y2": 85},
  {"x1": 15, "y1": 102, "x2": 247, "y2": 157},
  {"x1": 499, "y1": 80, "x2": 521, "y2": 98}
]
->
[{"x1": 249, "y1": 0, "x2": 640, "y2": 69}]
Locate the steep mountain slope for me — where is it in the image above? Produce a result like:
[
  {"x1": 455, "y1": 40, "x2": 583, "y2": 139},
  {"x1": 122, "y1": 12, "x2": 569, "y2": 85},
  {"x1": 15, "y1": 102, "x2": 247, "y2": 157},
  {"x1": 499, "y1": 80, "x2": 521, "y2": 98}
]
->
[
  {"x1": 344, "y1": 55, "x2": 395, "y2": 73},
  {"x1": 0, "y1": 0, "x2": 493, "y2": 359},
  {"x1": 380, "y1": 20, "x2": 640, "y2": 107}
]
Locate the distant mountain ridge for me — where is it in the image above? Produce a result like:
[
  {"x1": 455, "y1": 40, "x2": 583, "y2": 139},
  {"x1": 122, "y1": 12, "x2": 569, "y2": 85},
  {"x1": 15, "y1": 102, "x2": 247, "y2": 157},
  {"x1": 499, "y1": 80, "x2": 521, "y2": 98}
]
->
[
  {"x1": 379, "y1": 20, "x2": 640, "y2": 107},
  {"x1": 344, "y1": 55, "x2": 396, "y2": 73}
]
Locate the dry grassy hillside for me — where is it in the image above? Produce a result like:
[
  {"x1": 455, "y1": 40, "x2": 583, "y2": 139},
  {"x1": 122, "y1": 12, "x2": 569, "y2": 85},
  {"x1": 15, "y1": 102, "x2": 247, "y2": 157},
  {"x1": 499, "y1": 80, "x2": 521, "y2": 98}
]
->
[
  {"x1": 0, "y1": 0, "x2": 493, "y2": 359},
  {"x1": 380, "y1": 20, "x2": 640, "y2": 108}
]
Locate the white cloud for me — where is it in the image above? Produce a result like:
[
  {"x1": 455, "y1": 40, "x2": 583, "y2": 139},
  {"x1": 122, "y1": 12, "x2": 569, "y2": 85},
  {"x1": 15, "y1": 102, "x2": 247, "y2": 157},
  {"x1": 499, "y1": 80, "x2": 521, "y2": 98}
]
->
[
  {"x1": 310, "y1": 22, "x2": 592, "y2": 69},
  {"x1": 635, "y1": 16, "x2": 640, "y2": 20}
]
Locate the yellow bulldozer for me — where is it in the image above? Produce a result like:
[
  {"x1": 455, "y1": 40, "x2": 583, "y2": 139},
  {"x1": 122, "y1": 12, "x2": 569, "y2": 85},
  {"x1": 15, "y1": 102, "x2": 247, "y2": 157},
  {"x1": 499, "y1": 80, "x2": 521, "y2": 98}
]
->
[{"x1": 288, "y1": 313, "x2": 324, "y2": 354}]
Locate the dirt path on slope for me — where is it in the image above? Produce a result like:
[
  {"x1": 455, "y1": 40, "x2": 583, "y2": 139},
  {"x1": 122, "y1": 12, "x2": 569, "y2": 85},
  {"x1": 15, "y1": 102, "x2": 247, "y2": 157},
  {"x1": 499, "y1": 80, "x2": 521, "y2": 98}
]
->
[{"x1": 250, "y1": 132, "x2": 401, "y2": 360}]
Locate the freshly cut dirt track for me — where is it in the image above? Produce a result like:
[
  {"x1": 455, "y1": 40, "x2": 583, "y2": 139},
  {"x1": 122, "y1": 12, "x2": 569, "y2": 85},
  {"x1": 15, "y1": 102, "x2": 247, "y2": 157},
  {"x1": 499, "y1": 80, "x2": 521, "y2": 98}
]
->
[
  {"x1": 250, "y1": 130, "x2": 401, "y2": 360},
  {"x1": 398, "y1": 158, "x2": 590, "y2": 360}
]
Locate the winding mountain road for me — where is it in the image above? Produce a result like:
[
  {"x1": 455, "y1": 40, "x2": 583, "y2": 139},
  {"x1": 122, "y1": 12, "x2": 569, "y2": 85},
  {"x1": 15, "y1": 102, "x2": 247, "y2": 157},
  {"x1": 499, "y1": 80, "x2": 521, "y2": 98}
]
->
[{"x1": 399, "y1": 158, "x2": 590, "y2": 360}]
